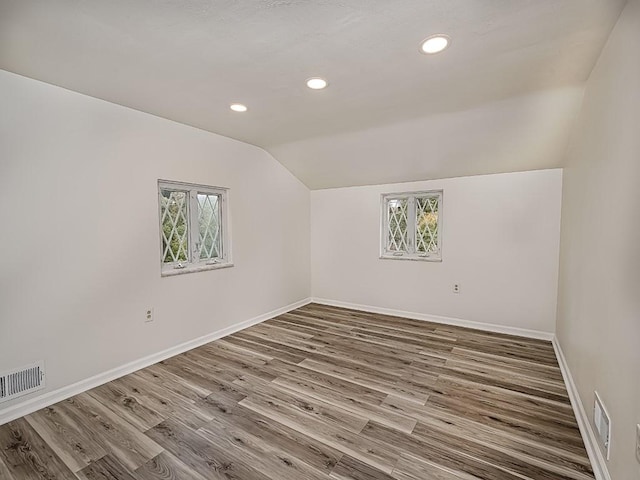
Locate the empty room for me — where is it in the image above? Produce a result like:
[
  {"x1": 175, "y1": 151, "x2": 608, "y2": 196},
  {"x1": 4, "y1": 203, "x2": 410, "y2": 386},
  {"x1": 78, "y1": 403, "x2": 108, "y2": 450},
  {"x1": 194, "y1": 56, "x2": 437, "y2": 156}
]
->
[{"x1": 0, "y1": 1, "x2": 638, "y2": 479}]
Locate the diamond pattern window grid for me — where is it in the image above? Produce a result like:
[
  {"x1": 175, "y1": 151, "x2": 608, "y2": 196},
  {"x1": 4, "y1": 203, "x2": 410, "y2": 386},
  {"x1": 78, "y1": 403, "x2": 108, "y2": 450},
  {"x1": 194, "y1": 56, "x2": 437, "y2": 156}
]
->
[
  {"x1": 160, "y1": 190, "x2": 189, "y2": 263},
  {"x1": 415, "y1": 196, "x2": 439, "y2": 254},
  {"x1": 381, "y1": 190, "x2": 442, "y2": 260},
  {"x1": 197, "y1": 194, "x2": 221, "y2": 260},
  {"x1": 387, "y1": 198, "x2": 409, "y2": 252}
]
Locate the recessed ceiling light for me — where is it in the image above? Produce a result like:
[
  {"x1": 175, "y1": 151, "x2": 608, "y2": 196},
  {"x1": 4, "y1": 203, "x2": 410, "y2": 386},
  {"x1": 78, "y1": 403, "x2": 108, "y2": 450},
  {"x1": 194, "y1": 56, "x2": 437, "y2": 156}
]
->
[
  {"x1": 306, "y1": 77, "x2": 328, "y2": 90},
  {"x1": 230, "y1": 103, "x2": 248, "y2": 112},
  {"x1": 420, "y1": 35, "x2": 450, "y2": 54}
]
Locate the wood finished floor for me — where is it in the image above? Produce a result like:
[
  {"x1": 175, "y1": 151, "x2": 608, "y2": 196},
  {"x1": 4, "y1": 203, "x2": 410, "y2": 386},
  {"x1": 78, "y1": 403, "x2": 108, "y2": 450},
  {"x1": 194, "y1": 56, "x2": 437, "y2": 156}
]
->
[{"x1": 0, "y1": 303, "x2": 594, "y2": 480}]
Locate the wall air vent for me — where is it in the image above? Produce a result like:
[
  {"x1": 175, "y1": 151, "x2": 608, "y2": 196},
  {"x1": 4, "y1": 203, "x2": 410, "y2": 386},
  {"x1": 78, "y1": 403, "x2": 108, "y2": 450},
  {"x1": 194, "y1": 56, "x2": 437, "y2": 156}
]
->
[
  {"x1": 0, "y1": 362, "x2": 45, "y2": 404},
  {"x1": 594, "y1": 391, "x2": 611, "y2": 460}
]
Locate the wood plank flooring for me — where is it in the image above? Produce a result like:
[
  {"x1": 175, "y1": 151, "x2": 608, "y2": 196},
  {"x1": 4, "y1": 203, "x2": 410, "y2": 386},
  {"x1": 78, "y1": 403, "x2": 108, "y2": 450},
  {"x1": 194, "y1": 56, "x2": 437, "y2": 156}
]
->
[{"x1": 0, "y1": 304, "x2": 594, "y2": 479}]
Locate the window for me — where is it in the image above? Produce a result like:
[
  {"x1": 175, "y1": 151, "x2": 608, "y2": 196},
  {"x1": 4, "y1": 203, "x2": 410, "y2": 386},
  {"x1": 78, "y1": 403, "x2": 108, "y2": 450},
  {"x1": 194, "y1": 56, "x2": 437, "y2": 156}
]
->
[
  {"x1": 158, "y1": 180, "x2": 232, "y2": 275},
  {"x1": 381, "y1": 190, "x2": 442, "y2": 261}
]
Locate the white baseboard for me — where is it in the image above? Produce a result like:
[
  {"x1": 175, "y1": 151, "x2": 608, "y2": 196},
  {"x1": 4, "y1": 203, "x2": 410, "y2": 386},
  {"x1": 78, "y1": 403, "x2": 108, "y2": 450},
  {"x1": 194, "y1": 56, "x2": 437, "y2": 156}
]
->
[
  {"x1": 552, "y1": 336, "x2": 610, "y2": 480},
  {"x1": 311, "y1": 297, "x2": 554, "y2": 341},
  {"x1": 0, "y1": 297, "x2": 312, "y2": 426}
]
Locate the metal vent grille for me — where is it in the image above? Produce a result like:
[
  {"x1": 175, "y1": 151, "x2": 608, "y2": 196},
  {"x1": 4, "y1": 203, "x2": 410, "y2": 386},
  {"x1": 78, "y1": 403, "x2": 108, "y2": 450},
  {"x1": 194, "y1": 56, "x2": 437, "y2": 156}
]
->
[
  {"x1": 594, "y1": 391, "x2": 611, "y2": 460},
  {"x1": 0, "y1": 362, "x2": 45, "y2": 404}
]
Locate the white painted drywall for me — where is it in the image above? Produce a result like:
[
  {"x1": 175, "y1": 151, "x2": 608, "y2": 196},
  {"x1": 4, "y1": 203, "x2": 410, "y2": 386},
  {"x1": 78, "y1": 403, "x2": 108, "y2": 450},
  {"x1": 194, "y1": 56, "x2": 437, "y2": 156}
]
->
[
  {"x1": 556, "y1": 0, "x2": 640, "y2": 478},
  {"x1": 311, "y1": 169, "x2": 562, "y2": 334},
  {"x1": 0, "y1": 0, "x2": 624, "y2": 149},
  {"x1": 270, "y1": 88, "x2": 584, "y2": 189},
  {"x1": 0, "y1": 70, "x2": 310, "y2": 412}
]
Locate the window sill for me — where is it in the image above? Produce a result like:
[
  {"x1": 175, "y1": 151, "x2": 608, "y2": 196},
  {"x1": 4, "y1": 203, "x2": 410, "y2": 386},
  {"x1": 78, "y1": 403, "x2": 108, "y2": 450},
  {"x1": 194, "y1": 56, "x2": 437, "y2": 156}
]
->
[
  {"x1": 379, "y1": 255, "x2": 442, "y2": 263},
  {"x1": 161, "y1": 262, "x2": 234, "y2": 277}
]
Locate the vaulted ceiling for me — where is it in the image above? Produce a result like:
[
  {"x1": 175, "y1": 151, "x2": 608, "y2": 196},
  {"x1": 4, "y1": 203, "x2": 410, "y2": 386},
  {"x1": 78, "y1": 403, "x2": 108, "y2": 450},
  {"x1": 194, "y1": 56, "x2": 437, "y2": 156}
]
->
[{"x1": 0, "y1": 0, "x2": 626, "y2": 188}]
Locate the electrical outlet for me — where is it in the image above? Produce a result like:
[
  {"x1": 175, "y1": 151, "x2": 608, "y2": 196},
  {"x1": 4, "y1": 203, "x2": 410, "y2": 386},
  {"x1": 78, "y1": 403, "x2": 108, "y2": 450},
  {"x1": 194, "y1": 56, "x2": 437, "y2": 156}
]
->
[
  {"x1": 636, "y1": 424, "x2": 640, "y2": 463},
  {"x1": 453, "y1": 283, "x2": 460, "y2": 294},
  {"x1": 145, "y1": 308, "x2": 154, "y2": 323}
]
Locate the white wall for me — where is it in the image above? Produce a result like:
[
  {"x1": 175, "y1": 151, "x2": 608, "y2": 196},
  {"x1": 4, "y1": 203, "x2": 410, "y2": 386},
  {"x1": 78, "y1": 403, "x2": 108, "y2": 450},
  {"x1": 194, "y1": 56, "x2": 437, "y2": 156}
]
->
[
  {"x1": 311, "y1": 169, "x2": 562, "y2": 334},
  {"x1": 269, "y1": 87, "x2": 583, "y2": 189},
  {"x1": 0, "y1": 70, "x2": 310, "y2": 413},
  {"x1": 556, "y1": 0, "x2": 640, "y2": 478}
]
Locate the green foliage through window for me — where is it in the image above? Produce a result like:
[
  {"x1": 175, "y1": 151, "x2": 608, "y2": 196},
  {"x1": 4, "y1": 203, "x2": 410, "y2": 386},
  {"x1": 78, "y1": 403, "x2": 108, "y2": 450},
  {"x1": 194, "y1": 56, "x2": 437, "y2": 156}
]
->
[
  {"x1": 160, "y1": 190, "x2": 189, "y2": 263},
  {"x1": 159, "y1": 182, "x2": 226, "y2": 269},
  {"x1": 415, "y1": 197, "x2": 439, "y2": 254},
  {"x1": 382, "y1": 191, "x2": 442, "y2": 260}
]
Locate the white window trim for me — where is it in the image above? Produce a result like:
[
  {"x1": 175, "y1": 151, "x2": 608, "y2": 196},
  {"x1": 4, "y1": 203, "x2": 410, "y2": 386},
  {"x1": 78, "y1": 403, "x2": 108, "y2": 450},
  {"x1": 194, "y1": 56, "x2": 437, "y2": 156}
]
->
[
  {"x1": 158, "y1": 180, "x2": 233, "y2": 277},
  {"x1": 380, "y1": 190, "x2": 443, "y2": 262}
]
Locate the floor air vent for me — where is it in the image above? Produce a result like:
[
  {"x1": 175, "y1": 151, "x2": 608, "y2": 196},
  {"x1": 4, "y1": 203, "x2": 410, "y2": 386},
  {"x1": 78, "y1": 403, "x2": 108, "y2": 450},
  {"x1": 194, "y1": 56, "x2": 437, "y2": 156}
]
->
[{"x1": 0, "y1": 362, "x2": 45, "y2": 404}]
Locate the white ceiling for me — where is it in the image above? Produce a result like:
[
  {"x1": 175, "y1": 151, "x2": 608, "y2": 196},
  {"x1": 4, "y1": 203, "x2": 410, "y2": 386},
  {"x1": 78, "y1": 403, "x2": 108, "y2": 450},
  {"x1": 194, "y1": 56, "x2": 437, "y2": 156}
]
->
[{"x1": 0, "y1": 0, "x2": 626, "y2": 188}]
